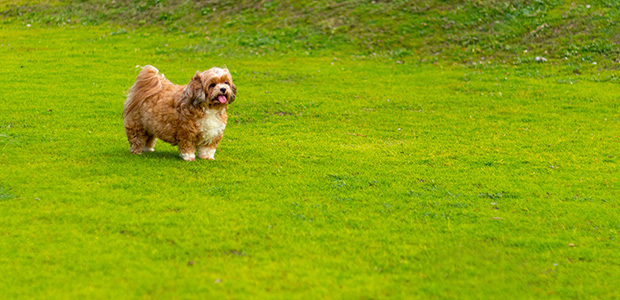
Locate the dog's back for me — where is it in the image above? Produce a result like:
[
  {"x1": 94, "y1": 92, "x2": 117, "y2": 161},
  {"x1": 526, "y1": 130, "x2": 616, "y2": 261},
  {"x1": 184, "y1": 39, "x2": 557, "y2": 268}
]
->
[{"x1": 124, "y1": 65, "x2": 164, "y2": 117}]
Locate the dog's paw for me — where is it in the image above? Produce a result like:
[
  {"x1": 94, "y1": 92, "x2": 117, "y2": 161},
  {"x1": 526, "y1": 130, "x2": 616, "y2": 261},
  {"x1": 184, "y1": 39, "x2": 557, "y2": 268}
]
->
[
  {"x1": 180, "y1": 153, "x2": 196, "y2": 161},
  {"x1": 197, "y1": 149, "x2": 216, "y2": 160},
  {"x1": 142, "y1": 147, "x2": 155, "y2": 152}
]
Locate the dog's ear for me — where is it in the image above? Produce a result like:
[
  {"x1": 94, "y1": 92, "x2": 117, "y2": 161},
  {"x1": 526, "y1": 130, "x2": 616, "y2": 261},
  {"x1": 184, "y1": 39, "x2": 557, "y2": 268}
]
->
[
  {"x1": 229, "y1": 83, "x2": 237, "y2": 104},
  {"x1": 186, "y1": 71, "x2": 206, "y2": 106}
]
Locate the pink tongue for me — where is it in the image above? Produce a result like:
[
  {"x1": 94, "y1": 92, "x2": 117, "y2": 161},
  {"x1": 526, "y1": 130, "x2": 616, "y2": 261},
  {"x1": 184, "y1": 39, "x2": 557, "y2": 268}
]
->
[{"x1": 218, "y1": 95, "x2": 227, "y2": 103}]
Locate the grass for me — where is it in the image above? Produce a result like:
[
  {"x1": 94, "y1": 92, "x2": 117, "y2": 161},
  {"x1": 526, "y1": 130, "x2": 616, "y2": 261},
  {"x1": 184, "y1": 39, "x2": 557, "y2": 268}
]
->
[
  {"x1": 5, "y1": 0, "x2": 620, "y2": 67},
  {"x1": 1, "y1": 1, "x2": 620, "y2": 299}
]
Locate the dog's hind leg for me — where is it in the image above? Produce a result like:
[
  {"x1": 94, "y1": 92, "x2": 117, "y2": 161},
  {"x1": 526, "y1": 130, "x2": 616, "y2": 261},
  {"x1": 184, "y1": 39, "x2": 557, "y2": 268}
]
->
[
  {"x1": 125, "y1": 125, "x2": 148, "y2": 154},
  {"x1": 143, "y1": 135, "x2": 157, "y2": 152}
]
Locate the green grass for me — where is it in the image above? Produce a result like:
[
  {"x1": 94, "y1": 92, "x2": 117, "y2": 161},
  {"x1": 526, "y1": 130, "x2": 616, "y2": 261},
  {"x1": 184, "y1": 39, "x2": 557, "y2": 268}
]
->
[
  {"x1": 5, "y1": 0, "x2": 620, "y2": 67},
  {"x1": 1, "y1": 1, "x2": 620, "y2": 299}
]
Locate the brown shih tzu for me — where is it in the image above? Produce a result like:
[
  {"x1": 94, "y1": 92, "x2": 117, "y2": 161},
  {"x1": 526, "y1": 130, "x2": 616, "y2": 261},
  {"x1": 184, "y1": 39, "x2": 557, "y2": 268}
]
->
[{"x1": 124, "y1": 65, "x2": 236, "y2": 161}]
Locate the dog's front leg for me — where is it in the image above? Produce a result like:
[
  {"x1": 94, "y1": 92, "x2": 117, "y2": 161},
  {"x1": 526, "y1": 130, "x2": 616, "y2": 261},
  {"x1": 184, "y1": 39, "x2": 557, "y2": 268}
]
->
[
  {"x1": 197, "y1": 147, "x2": 216, "y2": 160},
  {"x1": 178, "y1": 141, "x2": 196, "y2": 161}
]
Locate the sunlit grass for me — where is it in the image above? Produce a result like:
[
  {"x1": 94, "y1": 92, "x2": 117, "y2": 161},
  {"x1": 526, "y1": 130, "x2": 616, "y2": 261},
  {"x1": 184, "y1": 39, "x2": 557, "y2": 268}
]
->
[{"x1": 1, "y1": 18, "x2": 620, "y2": 300}]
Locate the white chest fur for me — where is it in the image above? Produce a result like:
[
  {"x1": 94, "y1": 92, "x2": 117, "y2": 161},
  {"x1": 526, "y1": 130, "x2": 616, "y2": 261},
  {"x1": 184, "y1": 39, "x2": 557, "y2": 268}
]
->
[{"x1": 197, "y1": 109, "x2": 226, "y2": 146}]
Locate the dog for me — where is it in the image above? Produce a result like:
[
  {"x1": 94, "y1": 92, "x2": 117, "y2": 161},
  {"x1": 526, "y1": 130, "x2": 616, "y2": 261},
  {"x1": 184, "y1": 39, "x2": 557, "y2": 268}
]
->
[{"x1": 124, "y1": 65, "x2": 236, "y2": 161}]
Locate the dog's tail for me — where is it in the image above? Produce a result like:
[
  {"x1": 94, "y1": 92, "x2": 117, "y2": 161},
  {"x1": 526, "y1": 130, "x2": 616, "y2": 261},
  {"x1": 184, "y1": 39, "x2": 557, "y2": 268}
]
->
[{"x1": 124, "y1": 65, "x2": 164, "y2": 117}]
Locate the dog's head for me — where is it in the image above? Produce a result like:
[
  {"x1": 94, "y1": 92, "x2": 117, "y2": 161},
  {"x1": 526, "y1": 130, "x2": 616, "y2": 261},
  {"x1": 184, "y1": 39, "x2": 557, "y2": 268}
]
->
[{"x1": 186, "y1": 67, "x2": 236, "y2": 107}]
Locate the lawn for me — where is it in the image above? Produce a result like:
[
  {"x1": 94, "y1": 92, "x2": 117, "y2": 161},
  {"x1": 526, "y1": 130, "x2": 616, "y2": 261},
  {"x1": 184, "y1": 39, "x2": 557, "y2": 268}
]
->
[{"x1": 1, "y1": 2, "x2": 620, "y2": 299}]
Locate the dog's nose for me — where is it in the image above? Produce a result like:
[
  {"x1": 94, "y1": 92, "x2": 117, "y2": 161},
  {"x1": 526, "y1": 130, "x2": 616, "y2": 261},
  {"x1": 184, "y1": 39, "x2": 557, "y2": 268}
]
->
[{"x1": 220, "y1": 87, "x2": 227, "y2": 93}]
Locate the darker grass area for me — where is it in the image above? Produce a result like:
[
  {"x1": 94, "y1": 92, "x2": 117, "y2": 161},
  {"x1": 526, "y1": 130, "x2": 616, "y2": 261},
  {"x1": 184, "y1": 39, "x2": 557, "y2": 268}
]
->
[
  {"x1": 0, "y1": 186, "x2": 17, "y2": 201},
  {"x1": 3, "y1": 0, "x2": 620, "y2": 67}
]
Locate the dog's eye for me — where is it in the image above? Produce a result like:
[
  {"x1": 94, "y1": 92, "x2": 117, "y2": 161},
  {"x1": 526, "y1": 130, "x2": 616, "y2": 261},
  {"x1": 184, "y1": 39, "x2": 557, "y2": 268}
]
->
[
  {"x1": 209, "y1": 83, "x2": 216, "y2": 89},
  {"x1": 225, "y1": 82, "x2": 230, "y2": 86}
]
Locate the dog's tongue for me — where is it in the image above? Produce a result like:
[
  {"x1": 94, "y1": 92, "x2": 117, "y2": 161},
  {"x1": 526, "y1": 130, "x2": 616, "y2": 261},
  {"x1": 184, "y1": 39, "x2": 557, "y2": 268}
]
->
[{"x1": 218, "y1": 95, "x2": 227, "y2": 103}]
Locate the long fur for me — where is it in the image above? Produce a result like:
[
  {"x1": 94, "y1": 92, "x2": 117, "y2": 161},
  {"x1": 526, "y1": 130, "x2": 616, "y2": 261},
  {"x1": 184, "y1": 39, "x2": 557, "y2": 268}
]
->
[
  {"x1": 124, "y1": 65, "x2": 237, "y2": 161},
  {"x1": 124, "y1": 66, "x2": 164, "y2": 117}
]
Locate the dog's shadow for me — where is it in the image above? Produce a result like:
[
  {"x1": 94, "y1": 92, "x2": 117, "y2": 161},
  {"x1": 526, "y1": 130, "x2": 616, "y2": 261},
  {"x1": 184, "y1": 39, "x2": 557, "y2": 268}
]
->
[
  {"x1": 138, "y1": 150, "x2": 182, "y2": 161},
  {"x1": 101, "y1": 146, "x2": 184, "y2": 162}
]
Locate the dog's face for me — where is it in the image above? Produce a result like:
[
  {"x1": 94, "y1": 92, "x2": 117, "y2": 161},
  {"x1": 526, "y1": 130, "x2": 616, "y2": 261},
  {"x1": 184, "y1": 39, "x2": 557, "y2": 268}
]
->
[{"x1": 187, "y1": 67, "x2": 236, "y2": 107}]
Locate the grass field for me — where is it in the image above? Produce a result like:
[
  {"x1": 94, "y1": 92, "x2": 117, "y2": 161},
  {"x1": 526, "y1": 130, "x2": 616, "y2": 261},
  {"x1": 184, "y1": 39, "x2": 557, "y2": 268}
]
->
[{"x1": 1, "y1": 1, "x2": 620, "y2": 299}]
